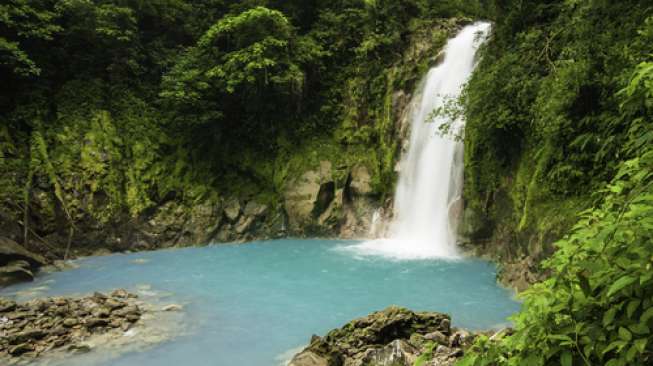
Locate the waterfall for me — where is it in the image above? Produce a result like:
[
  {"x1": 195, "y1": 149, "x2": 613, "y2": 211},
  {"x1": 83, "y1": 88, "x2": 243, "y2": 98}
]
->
[{"x1": 345, "y1": 22, "x2": 491, "y2": 260}]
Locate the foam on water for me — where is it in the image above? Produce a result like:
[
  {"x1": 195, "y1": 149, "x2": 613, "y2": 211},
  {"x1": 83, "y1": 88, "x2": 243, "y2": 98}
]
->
[{"x1": 1, "y1": 239, "x2": 519, "y2": 365}]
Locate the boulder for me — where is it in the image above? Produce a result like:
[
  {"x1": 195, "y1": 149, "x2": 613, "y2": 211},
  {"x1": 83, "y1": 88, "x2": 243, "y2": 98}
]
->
[
  {"x1": 162, "y1": 304, "x2": 183, "y2": 312},
  {"x1": 0, "y1": 237, "x2": 46, "y2": 267},
  {"x1": 0, "y1": 260, "x2": 34, "y2": 286},
  {"x1": 284, "y1": 170, "x2": 322, "y2": 228},
  {"x1": 223, "y1": 198, "x2": 241, "y2": 222},
  {"x1": 360, "y1": 339, "x2": 419, "y2": 366},
  {"x1": 187, "y1": 200, "x2": 223, "y2": 243},
  {"x1": 290, "y1": 307, "x2": 451, "y2": 366},
  {"x1": 348, "y1": 165, "x2": 373, "y2": 196},
  {"x1": 147, "y1": 202, "x2": 186, "y2": 235},
  {"x1": 318, "y1": 190, "x2": 343, "y2": 228},
  {"x1": 0, "y1": 238, "x2": 47, "y2": 287},
  {"x1": 289, "y1": 350, "x2": 329, "y2": 366},
  {"x1": 8, "y1": 343, "x2": 33, "y2": 356},
  {"x1": 235, "y1": 216, "x2": 256, "y2": 235},
  {"x1": 243, "y1": 201, "x2": 268, "y2": 218},
  {"x1": 283, "y1": 160, "x2": 340, "y2": 232},
  {"x1": 424, "y1": 331, "x2": 449, "y2": 345}
]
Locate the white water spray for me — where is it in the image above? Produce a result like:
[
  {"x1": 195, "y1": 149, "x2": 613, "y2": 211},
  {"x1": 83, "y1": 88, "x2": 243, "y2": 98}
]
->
[{"x1": 345, "y1": 22, "x2": 491, "y2": 260}]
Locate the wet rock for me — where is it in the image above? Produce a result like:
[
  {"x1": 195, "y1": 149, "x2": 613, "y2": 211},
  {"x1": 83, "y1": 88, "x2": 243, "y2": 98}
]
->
[
  {"x1": 0, "y1": 237, "x2": 47, "y2": 287},
  {"x1": 63, "y1": 318, "x2": 79, "y2": 327},
  {"x1": 0, "y1": 290, "x2": 142, "y2": 362},
  {"x1": 110, "y1": 289, "x2": 132, "y2": 299},
  {"x1": 361, "y1": 339, "x2": 419, "y2": 366},
  {"x1": 0, "y1": 298, "x2": 16, "y2": 312},
  {"x1": 243, "y1": 201, "x2": 268, "y2": 218},
  {"x1": 0, "y1": 237, "x2": 47, "y2": 267},
  {"x1": 235, "y1": 216, "x2": 256, "y2": 235},
  {"x1": 50, "y1": 326, "x2": 67, "y2": 336},
  {"x1": 289, "y1": 304, "x2": 484, "y2": 366},
  {"x1": 348, "y1": 165, "x2": 373, "y2": 196},
  {"x1": 86, "y1": 317, "x2": 109, "y2": 328},
  {"x1": 114, "y1": 305, "x2": 140, "y2": 317},
  {"x1": 449, "y1": 329, "x2": 473, "y2": 348},
  {"x1": 224, "y1": 199, "x2": 241, "y2": 222},
  {"x1": 290, "y1": 306, "x2": 451, "y2": 366},
  {"x1": 91, "y1": 307, "x2": 111, "y2": 318},
  {"x1": 317, "y1": 189, "x2": 343, "y2": 228},
  {"x1": 0, "y1": 260, "x2": 35, "y2": 285},
  {"x1": 68, "y1": 343, "x2": 91, "y2": 354},
  {"x1": 440, "y1": 318, "x2": 451, "y2": 334},
  {"x1": 284, "y1": 170, "x2": 322, "y2": 228},
  {"x1": 424, "y1": 331, "x2": 449, "y2": 345},
  {"x1": 162, "y1": 304, "x2": 183, "y2": 312},
  {"x1": 9, "y1": 343, "x2": 33, "y2": 356},
  {"x1": 93, "y1": 292, "x2": 108, "y2": 301},
  {"x1": 105, "y1": 298, "x2": 124, "y2": 310},
  {"x1": 289, "y1": 350, "x2": 329, "y2": 366}
]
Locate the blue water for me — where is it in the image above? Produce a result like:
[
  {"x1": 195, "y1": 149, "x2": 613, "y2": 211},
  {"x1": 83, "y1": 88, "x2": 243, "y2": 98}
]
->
[{"x1": 1, "y1": 239, "x2": 520, "y2": 365}]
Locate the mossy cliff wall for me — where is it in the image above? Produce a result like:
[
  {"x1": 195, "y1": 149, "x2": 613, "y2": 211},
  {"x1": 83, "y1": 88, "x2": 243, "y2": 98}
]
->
[
  {"x1": 0, "y1": 18, "x2": 467, "y2": 260},
  {"x1": 457, "y1": 1, "x2": 652, "y2": 290}
]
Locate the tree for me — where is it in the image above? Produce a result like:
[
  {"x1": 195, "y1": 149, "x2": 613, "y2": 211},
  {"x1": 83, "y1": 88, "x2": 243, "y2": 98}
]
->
[
  {"x1": 161, "y1": 6, "x2": 314, "y2": 130},
  {"x1": 0, "y1": 0, "x2": 61, "y2": 76}
]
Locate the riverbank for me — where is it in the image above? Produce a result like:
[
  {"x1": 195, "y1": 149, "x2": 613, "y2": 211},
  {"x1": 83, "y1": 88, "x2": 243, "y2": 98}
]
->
[
  {"x1": 0, "y1": 290, "x2": 184, "y2": 365},
  {"x1": 288, "y1": 306, "x2": 509, "y2": 366}
]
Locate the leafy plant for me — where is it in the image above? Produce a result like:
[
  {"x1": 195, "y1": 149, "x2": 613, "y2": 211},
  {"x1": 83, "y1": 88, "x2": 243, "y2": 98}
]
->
[{"x1": 459, "y1": 48, "x2": 653, "y2": 366}]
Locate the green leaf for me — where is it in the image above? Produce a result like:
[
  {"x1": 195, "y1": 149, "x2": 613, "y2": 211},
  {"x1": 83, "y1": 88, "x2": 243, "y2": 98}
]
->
[
  {"x1": 578, "y1": 273, "x2": 591, "y2": 296},
  {"x1": 627, "y1": 300, "x2": 641, "y2": 319},
  {"x1": 603, "y1": 308, "x2": 617, "y2": 327},
  {"x1": 626, "y1": 343, "x2": 639, "y2": 362},
  {"x1": 548, "y1": 334, "x2": 573, "y2": 342},
  {"x1": 634, "y1": 338, "x2": 648, "y2": 353},
  {"x1": 619, "y1": 327, "x2": 632, "y2": 341},
  {"x1": 561, "y1": 351, "x2": 572, "y2": 366},
  {"x1": 607, "y1": 276, "x2": 636, "y2": 297},
  {"x1": 640, "y1": 307, "x2": 653, "y2": 323},
  {"x1": 603, "y1": 340, "x2": 626, "y2": 355},
  {"x1": 629, "y1": 323, "x2": 649, "y2": 335}
]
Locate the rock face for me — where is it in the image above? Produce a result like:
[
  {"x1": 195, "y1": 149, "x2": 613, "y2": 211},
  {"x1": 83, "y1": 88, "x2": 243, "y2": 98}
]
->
[
  {"x1": 289, "y1": 306, "x2": 475, "y2": 366},
  {"x1": 0, "y1": 238, "x2": 47, "y2": 287},
  {"x1": 281, "y1": 160, "x2": 386, "y2": 238},
  {"x1": 0, "y1": 290, "x2": 141, "y2": 362}
]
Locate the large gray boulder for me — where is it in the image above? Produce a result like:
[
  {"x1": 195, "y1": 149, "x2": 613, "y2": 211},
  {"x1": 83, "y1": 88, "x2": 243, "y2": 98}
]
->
[
  {"x1": 283, "y1": 161, "x2": 336, "y2": 231},
  {"x1": 0, "y1": 237, "x2": 47, "y2": 287},
  {"x1": 223, "y1": 198, "x2": 241, "y2": 222},
  {"x1": 289, "y1": 306, "x2": 453, "y2": 366},
  {"x1": 0, "y1": 237, "x2": 46, "y2": 267},
  {"x1": 348, "y1": 165, "x2": 373, "y2": 196},
  {"x1": 145, "y1": 200, "x2": 223, "y2": 247}
]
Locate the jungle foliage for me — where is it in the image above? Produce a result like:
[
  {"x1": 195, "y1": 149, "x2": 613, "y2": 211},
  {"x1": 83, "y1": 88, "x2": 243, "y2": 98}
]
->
[
  {"x1": 457, "y1": 1, "x2": 653, "y2": 365},
  {"x1": 0, "y1": 0, "x2": 480, "y2": 251},
  {"x1": 460, "y1": 0, "x2": 653, "y2": 272}
]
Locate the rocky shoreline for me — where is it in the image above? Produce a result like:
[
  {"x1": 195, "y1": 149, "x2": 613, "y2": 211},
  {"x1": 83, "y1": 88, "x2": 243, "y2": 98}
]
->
[
  {"x1": 289, "y1": 306, "x2": 508, "y2": 366},
  {"x1": 0, "y1": 290, "x2": 141, "y2": 362}
]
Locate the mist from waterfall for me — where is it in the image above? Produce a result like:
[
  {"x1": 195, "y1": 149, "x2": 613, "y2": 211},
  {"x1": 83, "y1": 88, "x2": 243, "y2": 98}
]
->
[{"x1": 345, "y1": 22, "x2": 492, "y2": 260}]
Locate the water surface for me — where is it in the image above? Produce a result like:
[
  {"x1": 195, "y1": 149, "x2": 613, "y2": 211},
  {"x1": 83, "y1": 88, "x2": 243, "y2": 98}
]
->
[{"x1": 1, "y1": 239, "x2": 520, "y2": 365}]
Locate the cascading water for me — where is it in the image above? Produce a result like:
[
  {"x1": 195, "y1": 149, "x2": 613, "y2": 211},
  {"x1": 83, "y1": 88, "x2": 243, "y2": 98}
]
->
[{"x1": 345, "y1": 22, "x2": 492, "y2": 260}]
